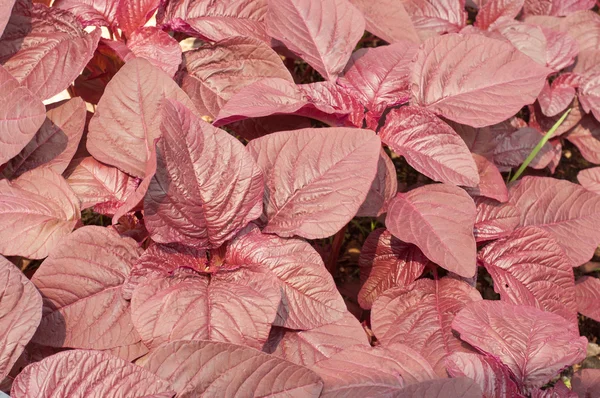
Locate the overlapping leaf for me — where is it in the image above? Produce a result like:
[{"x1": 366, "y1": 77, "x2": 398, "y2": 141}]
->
[
  {"x1": 247, "y1": 127, "x2": 380, "y2": 239},
  {"x1": 578, "y1": 167, "x2": 600, "y2": 195},
  {"x1": 126, "y1": 27, "x2": 182, "y2": 77},
  {"x1": 523, "y1": 0, "x2": 595, "y2": 16},
  {"x1": 402, "y1": 0, "x2": 467, "y2": 39},
  {"x1": 474, "y1": 0, "x2": 525, "y2": 30},
  {"x1": 473, "y1": 196, "x2": 520, "y2": 242},
  {"x1": 452, "y1": 300, "x2": 588, "y2": 389},
  {"x1": 355, "y1": 149, "x2": 397, "y2": 217},
  {"x1": 0, "y1": 0, "x2": 15, "y2": 35},
  {"x1": 572, "y1": 369, "x2": 600, "y2": 398},
  {"x1": 566, "y1": 115, "x2": 600, "y2": 164},
  {"x1": 385, "y1": 184, "x2": 477, "y2": 278},
  {"x1": 116, "y1": 0, "x2": 160, "y2": 36},
  {"x1": 346, "y1": 0, "x2": 420, "y2": 44},
  {"x1": 394, "y1": 377, "x2": 484, "y2": 398},
  {"x1": 53, "y1": 0, "x2": 119, "y2": 27},
  {"x1": 580, "y1": 72, "x2": 600, "y2": 122},
  {"x1": 575, "y1": 276, "x2": 600, "y2": 322},
  {"x1": 493, "y1": 127, "x2": 556, "y2": 170},
  {"x1": 465, "y1": 154, "x2": 508, "y2": 202}
]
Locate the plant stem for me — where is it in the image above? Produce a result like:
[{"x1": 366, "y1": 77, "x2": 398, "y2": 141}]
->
[
  {"x1": 509, "y1": 108, "x2": 572, "y2": 183},
  {"x1": 326, "y1": 224, "x2": 348, "y2": 277}
]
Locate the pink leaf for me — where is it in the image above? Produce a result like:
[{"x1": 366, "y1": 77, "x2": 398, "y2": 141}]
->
[
  {"x1": 0, "y1": 168, "x2": 80, "y2": 259},
  {"x1": 157, "y1": 0, "x2": 269, "y2": 42},
  {"x1": 116, "y1": 0, "x2": 160, "y2": 36},
  {"x1": 125, "y1": 27, "x2": 182, "y2": 77},
  {"x1": 452, "y1": 300, "x2": 587, "y2": 389},
  {"x1": 523, "y1": 0, "x2": 595, "y2": 16},
  {"x1": 66, "y1": 157, "x2": 138, "y2": 214},
  {"x1": 394, "y1": 377, "x2": 484, "y2": 398},
  {"x1": 355, "y1": 149, "x2": 398, "y2": 217},
  {"x1": 531, "y1": 380, "x2": 576, "y2": 398},
  {"x1": 465, "y1": 154, "x2": 508, "y2": 202},
  {"x1": 542, "y1": 27, "x2": 579, "y2": 71},
  {"x1": 338, "y1": 43, "x2": 418, "y2": 123},
  {"x1": 474, "y1": 0, "x2": 525, "y2": 30},
  {"x1": 265, "y1": 0, "x2": 365, "y2": 81},
  {"x1": 385, "y1": 184, "x2": 477, "y2": 278},
  {"x1": 182, "y1": 36, "x2": 293, "y2": 119},
  {"x1": 144, "y1": 339, "x2": 323, "y2": 397},
  {"x1": 0, "y1": 256, "x2": 42, "y2": 380},
  {"x1": 11, "y1": 350, "x2": 174, "y2": 398},
  {"x1": 310, "y1": 345, "x2": 405, "y2": 397},
  {"x1": 537, "y1": 78, "x2": 576, "y2": 117},
  {"x1": 572, "y1": 368, "x2": 600, "y2": 398},
  {"x1": 144, "y1": 99, "x2": 263, "y2": 249},
  {"x1": 215, "y1": 78, "x2": 363, "y2": 128},
  {"x1": 446, "y1": 352, "x2": 522, "y2": 398},
  {"x1": 575, "y1": 276, "x2": 600, "y2": 322},
  {"x1": 561, "y1": 10, "x2": 600, "y2": 53},
  {"x1": 451, "y1": 121, "x2": 498, "y2": 158},
  {"x1": 566, "y1": 115, "x2": 600, "y2": 164},
  {"x1": 473, "y1": 196, "x2": 521, "y2": 242},
  {"x1": 105, "y1": 341, "x2": 149, "y2": 362},
  {"x1": 478, "y1": 226, "x2": 578, "y2": 322},
  {"x1": 87, "y1": 57, "x2": 197, "y2": 178},
  {"x1": 371, "y1": 277, "x2": 482, "y2": 377},
  {"x1": 401, "y1": 0, "x2": 467, "y2": 40},
  {"x1": 495, "y1": 21, "x2": 547, "y2": 66},
  {"x1": 380, "y1": 107, "x2": 479, "y2": 186},
  {"x1": 2, "y1": 98, "x2": 86, "y2": 179},
  {"x1": 411, "y1": 33, "x2": 550, "y2": 127},
  {"x1": 31, "y1": 226, "x2": 142, "y2": 349},
  {"x1": 130, "y1": 270, "x2": 280, "y2": 350},
  {"x1": 0, "y1": 0, "x2": 15, "y2": 35},
  {"x1": 579, "y1": 72, "x2": 600, "y2": 122},
  {"x1": 0, "y1": 4, "x2": 101, "y2": 100},
  {"x1": 578, "y1": 167, "x2": 600, "y2": 195},
  {"x1": 573, "y1": 48, "x2": 600, "y2": 76},
  {"x1": 357, "y1": 228, "x2": 428, "y2": 310},
  {"x1": 508, "y1": 176, "x2": 600, "y2": 265},
  {"x1": 346, "y1": 0, "x2": 420, "y2": 44},
  {"x1": 264, "y1": 312, "x2": 369, "y2": 367},
  {"x1": 493, "y1": 127, "x2": 555, "y2": 169},
  {"x1": 226, "y1": 227, "x2": 347, "y2": 329},
  {"x1": 53, "y1": 0, "x2": 118, "y2": 27},
  {"x1": 0, "y1": 65, "x2": 46, "y2": 165},
  {"x1": 247, "y1": 127, "x2": 380, "y2": 239}
]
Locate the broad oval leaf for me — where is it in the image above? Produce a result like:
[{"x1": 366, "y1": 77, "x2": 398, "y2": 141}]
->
[
  {"x1": 385, "y1": 184, "x2": 477, "y2": 278},
  {"x1": 116, "y1": 0, "x2": 160, "y2": 36},
  {"x1": 395, "y1": 377, "x2": 484, "y2": 398},
  {"x1": 157, "y1": 0, "x2": 269, "y2": 42},
  {"x1": 144, "y1": 99, "x2": 263, "y2": 249},
  {"x1": 371, "y1": 277, "x2": 482, "y2": 377},
  {"x1": 380, "y1": 106, "x2": 479, "y2": 187},
  {"x1": 2, "y1": 98, "x2": 86, "y2": 179},
  {"x1": 465, "y1": 154, "x2": 508, "y2": 202},
  {"x1": 575, "y1": 276, "x2": 600, "y2": 322},
  {"x1": 542, "y1": 27, "x2": 579, "y2": 71},
  {"x1": 0, "y1": 4, "x2": 101, "y2": 100},
  {"x1": 493, "y1": 127, "x2": 556, "y2": 170},
  {"x1": 346, "y1": 0, "x2": 420, "y2": 44},
  {"x1": 357, "y1": 228, "x2": 428, "y2": 310},
  {"x1": 264, "y1": 312, "x2": 369, "y2": 367},
  {"x1": 496, "y1": 21, "x2": 547, "y2": 66},
  {"x1": 0, "y1": 65, "x2": 46, "y2": 165},
  {"x1": 126, "y1": 27, "x2": 182, "y2": 77},
  {"x1": 53, "y1": 0, "x2": 119, "y2": 27},
  {"x1": 580, "y1": 72, "x2": 600, "y2": 122},
  {"x1": 452, "y1": 300, "x2": 588, "y2": 389},
  {"x1": 446, "y1": 352, "x2": 522, "y2": 398},
  {"x1": 31, "y1": 226, "x2": 142, "y2": 349},
  {"x1": 130, "y1": 270, "x2": 280, "y2": 350},
  {"x1": 478, "y1": 226, "x2": 577, "y2": 322},
  {"x1": 225, "y1": 227, "x2": 347, "y2": 330},
  {"x1": 523, "y1": 0, "x2": 595, "y2": 16},
  {"x1": 572, "y1": 368, "x2": 600, "y2": 398},
  {"x1": 265, "y1": 0, "x2": 365, "y2": 81},
  {"x1": 402, "y1": 0, "x2": 467, "y2": 40},
  {"x1": 87, "y1": 57, "x2": 197, "y2": 177},
  {"x1": 578, "y1": 167, "x2": 600, "y2": 195},
  {"x1": 182, "y1": 36, "x2": 293, "y2": 119},
  {"x1": 411, "y1": 33, "x2": 550, "y2": 127},
  {"x1": 0, "y1": 256, "x2": 42, "y2": 380},
  {"x1": 537, "y1": 78, "x2": 576, "y2": 118},
  {"x1": 0, "y1": 168, "x2": 80, "y2": 259},
  {"x1": 144, "y1": 339, "x2": 323, "y2": 398},
  {"x1": 355, "y1": 149, "x2": 397, "y2": 217},
  {"x1": 0, "y1": 0, "x2": 15, "y2": 35},
  {"x1": 473, "y1": 196, "x2": 520, "y2": 242},
  {"x1": 66, "y1": 156, "x2": 138, "y2": 214},
  {"x1": 11, "y1": 349, "x2": 174, "y2": 398},
  {"x1": 562, "y1": 10, "x2": 600, "y2": 53},
  {"x1": 474, "y1": 0, "x2": 525, "y2": 30},
  {"x1": 566, "y1": 115, "x2": 600, "y2": 165},
  {"x1": 247, "y1": 127, "x2": 381, "y2": 239},
  {"x1": 508, "y1": 176, "x2": 600, "y2": 265}
]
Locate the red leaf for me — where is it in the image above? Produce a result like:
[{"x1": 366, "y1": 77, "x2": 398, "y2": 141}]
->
[
  {"x1": 0, "y1": 0, "x2": 15, "y2": 35},
  {"x1": 566, "y1": 115, "x2": 600, "y2": 164},
  {"x1": 264, "y1": 312, "x2": 369, "y2": 367},
  {"x1": 0, "y1": 256, "x2": 42, "y2": 380},
  {"x1": 144, "y1": 99, "x2": 263, "y2": 249},
  {"x1": 346, "y1": 0, "x2": 420, "y2": 44},
  {"x1": 371, "y1": 277, "x2": 482, "y2": 377},
  {"x1": 125, "y1": 27, "x2": 182, "y2": 77},
  {"x1": 562, "y1": 10, "x2": 600, "y2": 53},
  {"x1": 247, "y1": 127, "x2": 380, "y2": 239},
  {"x1": 542, "y1": 27, "x2": 579, "y2": 71},
  {"x1": 381, "y1": 107, "x2": 479, "y2": 187},
  {"x1": 508, "y1": 176, "x2": 600, "y2": 265},
  {"x1": 474, "y1": 0, "x2": 525, "y2": 30},
  {"x1": 130, "y1": 269, "x2": 280, "y2": 350},
  {"x1": 394, "y1": 377, "x2": 484, "y2": 398},
  {"x1": 53, "y1": 0, "x2": 118, "y2": 27},
  {"x1": 0, "y1": 4, "x2": 101, "y2": 100},
  {"x1": 116, "y1": 0, "x2": 160, "y2": 36},
  {"x1": 537, "y1": 77, "x2": 576, "y2": 117},
  {"x1": 465, "y1": 154, "x2": 508, "y2": 202},
  {"x1": 523, "y1": 0, "x2": 595, "y2": 16},
  {"x1": 452, "y1": 300, "x2": 587, "y2": 389},
  {"x1": 473, "y1": 196, "x2": 521, "y2": 242},
  {"x1": 144, "y1": 339, "x2": 323, "y2": 397},
  {"x1": 578, "y1": 167, "x2": 600, "y2": 195},
  {"x1": 580, "y1": 72, "x2": 600, "y2": 122},
  {"x1": 182, "y1": 36, "x2": 293, "y2": 119},
  {"x1": 402, "y1": 0, "x2": 467, "y2": 40},
  {"x1": 11, "y1": 350, "x2": 174, "y2": 397},
  {"x1": 357, "y1": 228, "x2": 428, "y2": 310},
  {"x1": 572, "y1": 369, "x2": 600, "y2": 398},
  {"x1": 87, "y1": 58, "x2": 197, "y2": 178},
  {"x1": 575, "y1": 276, "x2": 600, "y2": 322},
  {"x1": 385, "y1": 184, "x2": 477, "y2": 278},
  {"x1": 0, "y1": 168, "x2": 80, "y2": 259},
  {"x1": 2, "y1": 98, "x2": 86, "y2": 179},
  {"x1": 31, "y1": 226, "x2": 142, "y2": 349},
  {"x1": 478, "y1": 226, "x2": 578, "y2": 322},
  {"x1": 493, "y1": 127, "x2": 556, "y2": 169},
  {"x1": 495, "y1": 21, "x2": 547, "y2": 66},
  {"x1": 355, "y1": 149, "x2": 398, "y2": 217},
  {"x1": 0, "y1": 65, "x2": 46, "y2": 165},
  {"x1": 265, "y1": 0, "x2": 365, "y2": 81},
  {"x1": 411, "y1": 33, "x2": 550, "y2": 127}
]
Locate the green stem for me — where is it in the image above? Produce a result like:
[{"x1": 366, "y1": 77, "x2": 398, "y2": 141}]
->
[{"x1": 509, "y1": 108, "x2": 572, "y2": 183}]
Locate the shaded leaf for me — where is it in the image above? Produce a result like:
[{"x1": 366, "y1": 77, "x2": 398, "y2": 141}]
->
[
  {"x1": 572, "y1": 368, "x2": 600, "y2": 398},
  {"x1": 575, "y1": 276, "x2": 600, "y2": 322},
  {"x1": 126, "y1": 27, "x2": 182, "y2": 77},
  {"x1": 395, "y1": 377, "x2": 484, "y2": 398},
  {"x1": 493, "y1": 127, "x2": 556, "y2": 169},
  {"x1": 346, "y1": 0, "x2": 420, "y2": 44},
  {"x1": 355, "y1": 149, "x2": 397, "y2": 217},
  {"x1": 53, "y1": 0, "x2": 118, "y2": 27},
  {"x1": 566, "y1": 115, "x2": 600, "y2": 164},
  {"x1": 465, "y1": 154, "x2": 508, "y2": 202},
  {"x1": 116, "y1": 0, "x2": 160, "y2": 36},
  {"x1": 578, "y1": 167, "x2": 600, "y2": 195}
]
